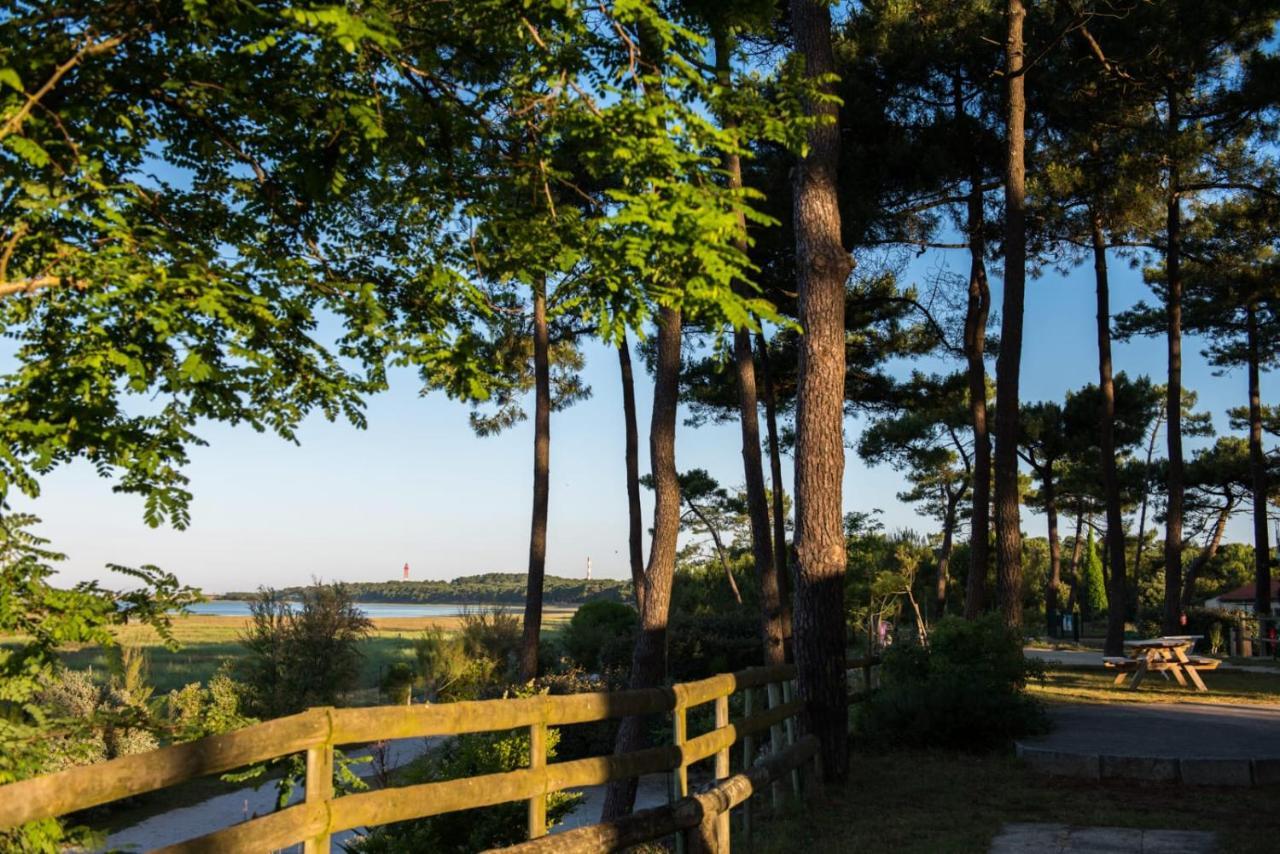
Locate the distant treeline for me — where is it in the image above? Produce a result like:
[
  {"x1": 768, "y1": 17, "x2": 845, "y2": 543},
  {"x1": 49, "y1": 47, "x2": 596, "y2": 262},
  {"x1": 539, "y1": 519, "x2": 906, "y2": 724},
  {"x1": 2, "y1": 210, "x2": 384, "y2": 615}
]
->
[{"x1": 221, "y1": 573, "x2": 631, "y2": 605}]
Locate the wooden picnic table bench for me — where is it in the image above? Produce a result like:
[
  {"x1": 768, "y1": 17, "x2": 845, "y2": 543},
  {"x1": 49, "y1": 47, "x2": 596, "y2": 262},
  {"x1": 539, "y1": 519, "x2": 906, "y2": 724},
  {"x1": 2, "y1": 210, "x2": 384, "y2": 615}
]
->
[{"x1": 1109, "y1": 636, "x2": 1218, "y2": 692}]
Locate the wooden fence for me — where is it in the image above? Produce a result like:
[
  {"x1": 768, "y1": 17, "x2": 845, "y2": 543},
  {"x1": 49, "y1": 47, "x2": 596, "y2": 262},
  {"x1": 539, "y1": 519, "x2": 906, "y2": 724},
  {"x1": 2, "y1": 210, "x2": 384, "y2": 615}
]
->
[{"x1": 0, "y1": 658, "x2": 878, "y2": 853}]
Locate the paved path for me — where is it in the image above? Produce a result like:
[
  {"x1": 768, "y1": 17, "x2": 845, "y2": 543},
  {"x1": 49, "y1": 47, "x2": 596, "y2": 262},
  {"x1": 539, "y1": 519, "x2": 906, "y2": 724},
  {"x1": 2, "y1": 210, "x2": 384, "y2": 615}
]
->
[
  {"x1": 1016, "y1": 702, "x2": 1280, "y2": 785},
  {"x1": 1025, "y1": 647, "x2": 1280, "y2": 674},
  {"x1": 990, "y1": 823, "x2": 1215, "y2": 854}
]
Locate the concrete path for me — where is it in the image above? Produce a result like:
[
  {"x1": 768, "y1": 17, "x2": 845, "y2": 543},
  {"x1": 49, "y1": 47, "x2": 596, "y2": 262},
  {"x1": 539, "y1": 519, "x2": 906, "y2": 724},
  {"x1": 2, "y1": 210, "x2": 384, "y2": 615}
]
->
[
  {"x1": 1016, "y1": 702, "x2": 1280, "y2": 786},
  {"x1": 990, "y1": 823, "x2": 1215, "y2": 854},
  {"x1": 1025, "y1": 647, "x2": 1280, "y2": 674}
]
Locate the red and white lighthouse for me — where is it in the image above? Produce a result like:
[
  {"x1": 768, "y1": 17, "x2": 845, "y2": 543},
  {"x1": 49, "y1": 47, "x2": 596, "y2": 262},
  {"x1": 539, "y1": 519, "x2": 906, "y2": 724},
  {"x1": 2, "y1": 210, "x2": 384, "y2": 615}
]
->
[{"x1": 403, "y1": 562, "x2": 410, "y2": 580}]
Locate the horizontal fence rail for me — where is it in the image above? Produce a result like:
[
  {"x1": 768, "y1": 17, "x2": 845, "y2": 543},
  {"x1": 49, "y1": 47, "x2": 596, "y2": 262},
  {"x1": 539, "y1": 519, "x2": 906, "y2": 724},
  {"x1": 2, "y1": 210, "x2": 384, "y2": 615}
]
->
[{"x1": 0, "y1": 657, "x2": 879, "y2": 853}]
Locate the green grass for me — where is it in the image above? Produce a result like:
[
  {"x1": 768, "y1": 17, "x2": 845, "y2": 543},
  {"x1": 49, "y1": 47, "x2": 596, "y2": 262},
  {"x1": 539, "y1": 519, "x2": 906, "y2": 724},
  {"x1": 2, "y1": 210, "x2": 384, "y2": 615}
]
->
[
  {"x1": 747, "y1": 750, "x2": 1280, "y2": 853},
  {"x1": 1030, "y1": 665, "x2": 1280, "y2": 707}
]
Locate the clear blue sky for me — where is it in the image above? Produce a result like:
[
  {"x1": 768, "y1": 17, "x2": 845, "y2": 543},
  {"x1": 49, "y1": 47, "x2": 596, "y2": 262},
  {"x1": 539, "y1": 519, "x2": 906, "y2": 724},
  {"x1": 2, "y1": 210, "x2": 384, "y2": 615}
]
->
[{"x1": 19, "y1": 244, "x2": 1275, "y2": 594}]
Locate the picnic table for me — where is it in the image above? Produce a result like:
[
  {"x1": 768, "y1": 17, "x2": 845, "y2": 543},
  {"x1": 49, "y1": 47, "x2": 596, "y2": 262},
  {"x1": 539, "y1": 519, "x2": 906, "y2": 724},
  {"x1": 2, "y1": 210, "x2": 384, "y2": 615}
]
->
[{"x1": 1103, "y1": 636, "x2": 1221, "y2": 692}]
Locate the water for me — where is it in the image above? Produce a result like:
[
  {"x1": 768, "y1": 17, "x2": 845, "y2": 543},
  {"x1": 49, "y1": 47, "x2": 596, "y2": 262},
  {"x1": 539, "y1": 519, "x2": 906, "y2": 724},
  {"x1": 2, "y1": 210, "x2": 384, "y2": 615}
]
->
[{"x1": 188, "y1": 600, "x2": 514, "y2": 618}]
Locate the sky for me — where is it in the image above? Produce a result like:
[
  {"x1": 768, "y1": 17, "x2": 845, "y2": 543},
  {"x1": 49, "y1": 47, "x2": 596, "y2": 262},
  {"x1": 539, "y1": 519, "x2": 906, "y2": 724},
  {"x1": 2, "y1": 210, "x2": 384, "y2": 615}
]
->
[{"x1": 17, "y1": 242, "x2": 1277, "y2": 594}]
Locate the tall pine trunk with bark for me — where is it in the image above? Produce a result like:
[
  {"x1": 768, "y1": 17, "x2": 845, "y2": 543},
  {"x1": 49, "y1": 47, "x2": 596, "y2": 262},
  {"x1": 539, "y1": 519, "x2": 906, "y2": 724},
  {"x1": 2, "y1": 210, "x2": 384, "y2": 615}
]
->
[
  {"x1": 758, "y1": 331, "x2": 794, "y2": 641},
  {"x1": 1092, "y1": 214, "x2": 1128, "y2": 656},
  {"x1": 1043, "y1": 467, "x2": 1061, "y2": 636},
  {"x1": 1246, "y1": 303, "x2": 1272, "y2": 619},
  {"x1": 789, "y1": 0, "x2": 853, "y2": 783},
  {"x1": 1162, "y1": 89, "x2": 1186, "y2": 634},
  {"x1": 618, "y1": 335, "x2": 645, "y2": 605},
  {"x1": 717, "y1": 29, "x2": 785, "y2": 665},
  {"x1": 963, "y1": 160, "x2": 993, "y2": 619},
  {"x1": 519, "y1": 278, "x2": 551, "y2": 681},
  {"x1": 993, "y1": 0, "x2": 1027, "y2": 628},
  {"x1": 601, "y1": 306, "x2": 682, "y2": 819}
]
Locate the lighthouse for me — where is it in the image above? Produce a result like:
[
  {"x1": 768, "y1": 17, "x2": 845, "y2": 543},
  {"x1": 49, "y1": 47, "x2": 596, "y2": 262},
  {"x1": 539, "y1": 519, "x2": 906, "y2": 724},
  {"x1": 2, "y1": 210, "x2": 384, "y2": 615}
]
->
[
  {"x1": 586, "y1": 556, "x2": 592, "y2": 581},
  {"x1": 403, "y1": 562, "x2": 410, "y2": 581}
]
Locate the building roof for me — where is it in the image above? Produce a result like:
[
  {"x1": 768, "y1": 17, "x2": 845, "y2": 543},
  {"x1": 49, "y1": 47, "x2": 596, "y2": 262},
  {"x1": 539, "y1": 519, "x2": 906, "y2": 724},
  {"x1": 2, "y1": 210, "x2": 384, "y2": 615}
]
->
[{"x1": 1214, "y1": 579, "x2": 1280, "y2": 602}]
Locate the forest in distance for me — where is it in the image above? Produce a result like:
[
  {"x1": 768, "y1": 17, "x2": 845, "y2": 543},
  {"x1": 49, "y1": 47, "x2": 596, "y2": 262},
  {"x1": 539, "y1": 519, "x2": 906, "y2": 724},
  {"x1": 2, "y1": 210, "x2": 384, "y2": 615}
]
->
[{"x1": 219, "y1": 574, "x2": 630, "y2": 606}]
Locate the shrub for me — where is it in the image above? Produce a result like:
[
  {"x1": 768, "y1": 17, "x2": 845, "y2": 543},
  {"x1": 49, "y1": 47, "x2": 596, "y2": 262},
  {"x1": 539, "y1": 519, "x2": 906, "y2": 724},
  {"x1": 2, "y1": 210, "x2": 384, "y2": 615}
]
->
[
  {"x1": 381, "y1": 662, "x2": 415, "y2": 704},
  {"x1": 667, "y1": 610, "x2": 762, "y2": 681},
  {"x1": 414, "y1": 628, "x2": 500, "y2": 702},
  {"x1": 459, "y1": 607, "x2": 522, "y2": 674},
  {"x1": 344, "y1": 693, "x2": 581, "y2": 853},
  {"x1": 165, "y1": 669, "x2": 255, "y2": 742},
  {"x1": 239, "y1": 582, "x2": 373, "y2": 717},
  {"x1": 562, "y1": 600, "x2": 637, "y2": 672},
  {"x1": 854, "y1": 615, "x2": 1049, "y2": 751}
]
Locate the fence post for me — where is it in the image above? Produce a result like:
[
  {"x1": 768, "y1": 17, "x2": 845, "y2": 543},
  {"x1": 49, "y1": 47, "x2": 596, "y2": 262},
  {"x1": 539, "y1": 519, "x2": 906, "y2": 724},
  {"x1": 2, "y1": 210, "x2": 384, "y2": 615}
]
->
[
  {"x1": 673, "y1": 701, "x2": 689, "y2": 854},
  {"x1": 527, "y1": 718, "x2": 548, "y2": 839},
  {"x1": 741, "y1": 687, "x2": 754, "y2": 839},
  {"x1": 303, "y1": 740, "x2": 333, "y2": 854},
  {"x1": 714, "y1": 694, "x2": 731, "y2": 847},
  {"x1": 767, "y1": 681, "x2": 784, "y2": 809},
  {"x1": 781, "y1": 680, "x2": 800, "y2": 796}
]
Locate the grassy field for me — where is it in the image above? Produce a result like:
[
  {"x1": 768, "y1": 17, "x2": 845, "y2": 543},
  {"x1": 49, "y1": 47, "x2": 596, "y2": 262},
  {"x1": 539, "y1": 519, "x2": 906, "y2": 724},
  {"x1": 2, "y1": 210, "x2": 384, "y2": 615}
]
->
[
  {"x1": 747, "y1": 750, "x2": 1280, "y2": 853},
  {"x1": 1030, "y1": 665, "x2": 1280, "y2": 707},
  {"x1": 43, "y1": 611, "x2": 575, "y2": 696}
]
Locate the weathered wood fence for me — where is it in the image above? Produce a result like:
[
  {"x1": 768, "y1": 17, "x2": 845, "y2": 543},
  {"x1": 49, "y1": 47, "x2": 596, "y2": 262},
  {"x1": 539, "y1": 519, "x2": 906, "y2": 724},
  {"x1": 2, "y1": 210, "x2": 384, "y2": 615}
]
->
[{"x1": 0, "y1": 657, "x2": 878, "y2": 853}]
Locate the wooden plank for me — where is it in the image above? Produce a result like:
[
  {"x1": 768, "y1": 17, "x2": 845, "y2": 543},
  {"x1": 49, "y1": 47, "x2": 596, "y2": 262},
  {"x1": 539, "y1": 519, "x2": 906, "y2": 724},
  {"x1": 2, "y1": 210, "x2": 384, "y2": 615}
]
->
[
  {"x1": 154, "y1": 801, "x2": 327, "y2": 854},
  {"x1": 782, "y1": 680, "x2": 801, "y2": 796},
  {"x1": 713, "y1": 695, "x2": 730, "y2": 847},
  {"x1": 527, "y1": 722, "x2": 547, "y2": 839},
  {"x1": 0, "y1": 709, "x2": 329, "y2": 830},
  {"x1": 741, "y1": 687, "x2": 754, "y2": 839},
  {"x1": 303, "y1": 741, "x2": 334, "y2": 854},
  {"x1": 489, "y1": 735, "x2": 821, "y2": 854},
  {"x1": 767, "y1": 681, "x2": 784, "y2": 810}
]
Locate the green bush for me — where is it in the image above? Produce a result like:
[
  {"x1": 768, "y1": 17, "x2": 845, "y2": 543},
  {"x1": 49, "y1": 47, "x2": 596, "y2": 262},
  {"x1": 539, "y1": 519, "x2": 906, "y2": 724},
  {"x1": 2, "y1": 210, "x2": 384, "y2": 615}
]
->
[
  {"x1": 667, "y1": 610, "x2": 762, "y2": 681},
  {"x1": 344, "y1": 700, "x2": 581, "y2": 853},
  {"x1": 380, "y1": 662, "x2": 415, "y2": 704},
  {"x1": 561, "y1": 600, "x2": 637, "y2": 672},
  {"x1": 854, "y1": 615, "x2": 1049, "y2": 751}
]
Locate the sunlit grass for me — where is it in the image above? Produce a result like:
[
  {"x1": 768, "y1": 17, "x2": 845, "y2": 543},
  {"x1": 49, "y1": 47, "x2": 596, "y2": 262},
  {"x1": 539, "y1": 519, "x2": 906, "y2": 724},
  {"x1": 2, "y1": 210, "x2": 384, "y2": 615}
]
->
[{"x1": 1029, "y1": 665, "x2": 1280, "y2": 707}]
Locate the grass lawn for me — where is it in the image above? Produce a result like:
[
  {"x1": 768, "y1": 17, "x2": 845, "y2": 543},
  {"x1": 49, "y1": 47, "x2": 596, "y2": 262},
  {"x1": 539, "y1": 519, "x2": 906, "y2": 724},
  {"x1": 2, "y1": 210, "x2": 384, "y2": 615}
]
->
[
  {"x1": 747, "y1": 750, "x2": 1280, "y2": 854},
  {"x1": 17, "y1": 611, "x2": 576, "y2": 696},
  {"x1": 1030, "y1": 665, "x2": 1280, "y2": 707}
]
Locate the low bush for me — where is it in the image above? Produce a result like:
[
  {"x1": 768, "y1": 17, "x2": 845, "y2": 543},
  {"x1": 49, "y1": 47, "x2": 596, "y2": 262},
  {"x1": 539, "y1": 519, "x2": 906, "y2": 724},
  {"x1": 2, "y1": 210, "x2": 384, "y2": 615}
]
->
[
  {"x1": 854, "y1": 615, "x2": 1049, "y2": 751},
  {"x1": 344, "y1": 693, "x2": 581, "y2": 853},
  {"x1": 667, "y1": 610, "x2": 762, "y2": 681},
  {"x1": 561, "y1": 600, "x2": 637, "y2": 672}
]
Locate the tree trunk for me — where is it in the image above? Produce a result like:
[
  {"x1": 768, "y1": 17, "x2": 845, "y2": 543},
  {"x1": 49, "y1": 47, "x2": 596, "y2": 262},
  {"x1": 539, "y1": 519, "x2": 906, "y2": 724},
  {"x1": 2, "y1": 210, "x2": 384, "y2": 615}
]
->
[
  {"x1": 1091, "y1": 214, "x2": 1128, "y2": 656},
  {"x1": 1180, "y1": 500, "x2": 1233, "y2": 610},
  {"x1": 1162, "y1": 88, "x2": 1185, "y2": 635},
  {"x1": 687, "y1": 502, "x2": 743, "y2": 605},
  {"x1": 993, "y1": 0, "x2": 1027, "y2": 629},
  {"x1": 937, "y1": 490, "x2": 961, "y2": 617},
  {"x1": 1043, "y1": 466, "x2": 1061, "y2": 638},
  {"x1": 1247, "y1": 303, "x2": 1272, "y2": 619},
  {"x1": 961, "y1": 87, "x2": 992, "y2": 621},
  {"x1": 519, "y1": 277, "x2": 551, "y2": 681},
  {"x1": 717, "y1": 29, "x2": 785, "y2": 665},
  {"x1": 601, "y1": 305, "x2": 683, "y2": 820},
  {"x1": 789, "y1": 0, "x2": 852, "y2": 784},
  {"x1": 757, "y1": 331, "x2": 793, "y2": 643},
  {"x1": 618, "y1": 335, "x2": 645, "y2": 608},
  {"x1": 1066, "y1": 506, "x2": 1084, "y2": 612},
  {"x1": 1132, "y1": 409, "x2": 1164, "y2": 585}
]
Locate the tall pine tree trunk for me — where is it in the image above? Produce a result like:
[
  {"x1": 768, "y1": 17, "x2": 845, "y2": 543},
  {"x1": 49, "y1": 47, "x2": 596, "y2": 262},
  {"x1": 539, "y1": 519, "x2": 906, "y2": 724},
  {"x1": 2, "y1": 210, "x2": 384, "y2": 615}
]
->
[
  {"x1": 618, "y1": 334, "x2": 645, "y2": 607},
  {"x1": 1043, "y1": 466, "x2": 1061, "y2": 637},
  {"x1": 1162, "y1": 88, "x2": 1186, "y2": 635},
  {"x1": 993, "y1": 0, "x2": 1027, "y2": 628},
  {"x1": 757, "y1": 331, "x2": 794, "y2": 643},
  {"x1": 1066, "y1": 506, "x2": 1084, "y2": 612},
  {"x1": 717, "y1": 29, "x2": 784, "y2": 665},
  {"x1": 519, "y1": 277, "x2": 551, "y2": 681},
  {"x1": 1092, "y1": 214, "x2": 1128, "y2": 656},
  {"x1": 1247, "y1": 302, "x2": 1272, "y2": 619},
  {"x1": 601, "y1": 306, "x2": 682, "y2": 819},
  {"x1": 1132, "y1": 409, "x2": 1163, "y2": 585},
  {"x1": 937, "y1": 489, "x2": 962, "y2": 616},
  {"x1": 789, "y1": 0, "x2": 852, "y2": 783},
  {"x1": 960, "y1": 81, "x2": 992, "y2": 620}
]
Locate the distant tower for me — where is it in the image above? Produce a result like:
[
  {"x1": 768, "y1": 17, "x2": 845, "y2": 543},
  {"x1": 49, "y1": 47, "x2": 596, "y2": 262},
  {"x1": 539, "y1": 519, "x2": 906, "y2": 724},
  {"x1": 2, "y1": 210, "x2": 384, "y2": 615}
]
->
[
  {"x1": 586, "y1": 556, "x2": 592, "y2": 581},
  {"x1": 403, "y1": 562, "x2": 410, "y2": 580}
]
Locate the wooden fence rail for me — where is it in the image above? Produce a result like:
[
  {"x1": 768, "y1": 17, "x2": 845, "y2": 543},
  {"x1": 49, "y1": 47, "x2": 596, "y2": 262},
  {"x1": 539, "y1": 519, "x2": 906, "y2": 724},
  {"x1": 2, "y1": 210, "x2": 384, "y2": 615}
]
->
[{"x1": 0, "y1": 657, "x2": 879, "y2": 853}]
